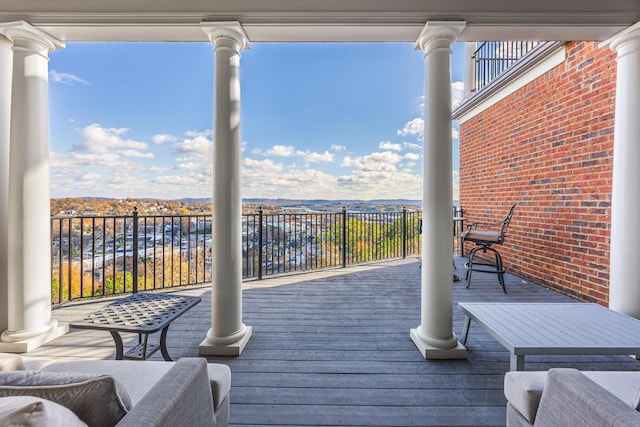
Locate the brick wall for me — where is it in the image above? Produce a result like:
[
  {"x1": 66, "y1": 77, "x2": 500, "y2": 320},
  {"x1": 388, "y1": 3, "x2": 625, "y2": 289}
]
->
[{"x1": 459, "y1": 42, "x2": 617, "y2": 304}]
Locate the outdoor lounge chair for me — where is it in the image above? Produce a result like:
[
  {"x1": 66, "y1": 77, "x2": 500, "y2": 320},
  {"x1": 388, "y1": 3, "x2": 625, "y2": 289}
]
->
[{"x1": 461, "y1": 204, "x2": 516, "y2": 293}]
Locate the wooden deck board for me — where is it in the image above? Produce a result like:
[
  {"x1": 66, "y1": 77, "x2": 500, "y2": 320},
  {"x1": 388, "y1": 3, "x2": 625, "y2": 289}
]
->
[{"x1": 26, "y1": 257, "x2": 640, "y2": 426}]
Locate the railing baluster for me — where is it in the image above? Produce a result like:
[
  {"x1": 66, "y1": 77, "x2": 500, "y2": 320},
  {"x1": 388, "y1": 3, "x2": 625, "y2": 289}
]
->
[
  {"x1": 132, "y1": 208, "x2": 138, "y2": 294},
  {"x1": 342, "y1": 207, "x2": 347, "y2": 268},
  {"x1": 473, "y1": 40, "x2": 540, "y2": 93},
  {"x1": 258, "y1": 207, "x2": 263, "y2": 280}
]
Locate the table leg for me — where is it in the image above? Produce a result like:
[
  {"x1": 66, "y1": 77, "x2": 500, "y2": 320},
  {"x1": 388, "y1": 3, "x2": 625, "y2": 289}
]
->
[
  {"x1": 510, "y1": 354, "x2": 525, "y2": 371},
  {"x1": 461, "y1": 316, "x2": 471, "y2": 345},
  {"x1": 159, "y1": 324, "x2": 173, "y2": 361},
  {"x1": 109, "y1": 331, "x2": 125, "y2": 360}
]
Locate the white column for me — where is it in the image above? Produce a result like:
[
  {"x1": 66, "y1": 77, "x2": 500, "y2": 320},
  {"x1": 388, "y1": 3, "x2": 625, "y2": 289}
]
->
[
  {"x1": 463, "y1": 42, "x2": 477, "y2": 98},
  {"x1": 411, "y1": 21, "x2": 467, "y2": 360},
  {"x1": 0, "y1": 34, "x2": 11, "y2": 335},
  {"x1": 602, "y1": 22, "x2": 640, "y2": 319},
  {"x1": 199, "y1": 21, "x2": 252, "y2": 356},
  {"x1": 0, "y1": 22, "x2": 67, "y2": 352}
]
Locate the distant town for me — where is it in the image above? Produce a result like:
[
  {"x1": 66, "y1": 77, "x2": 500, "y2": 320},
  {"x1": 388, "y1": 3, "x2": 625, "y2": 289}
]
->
[
  {"x1": 50, "y1": 197, "x2": 423, "y2": 217},
  {"x1": 49, "y1": 197, "x2": 424, "y2": 302}
]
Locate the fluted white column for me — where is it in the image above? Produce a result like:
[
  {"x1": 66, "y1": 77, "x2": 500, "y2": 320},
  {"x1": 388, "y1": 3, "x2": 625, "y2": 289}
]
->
[
  {"x1": 0, "y1": 34, "x2": 11, "y2": 336},
  {"x1": 602, "y1": 22, "x2": 640, "y2": 319},
  {"x1": 411, "y1": 21, "x2": 467, "y2": 360},
  {"x1": 199, "y1": 21, "x2": 252, "y2": 356},
  {"x1": 0, "y1": 22, "x2": 67, "y2": 352}
]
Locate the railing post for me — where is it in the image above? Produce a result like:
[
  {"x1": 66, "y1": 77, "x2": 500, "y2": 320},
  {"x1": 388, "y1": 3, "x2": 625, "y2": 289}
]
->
[
  {"x1": 258, "y1": 206, "x2": 263, "y2": 280},
  {"x1": 402, "y1": 207, "x2": 407, "y2": 259},
  {"x1": 132, "y1": 207, "x2": 139, "y2": 294},
  {"x1": 342, "y1": 206, "x2": 347, "y2": 268}
]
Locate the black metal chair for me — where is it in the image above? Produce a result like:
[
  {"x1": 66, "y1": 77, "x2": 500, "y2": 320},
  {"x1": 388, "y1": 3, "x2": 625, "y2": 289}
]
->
[{"x1": 461, "y1": 204, "x2": 516, "y2": 293}]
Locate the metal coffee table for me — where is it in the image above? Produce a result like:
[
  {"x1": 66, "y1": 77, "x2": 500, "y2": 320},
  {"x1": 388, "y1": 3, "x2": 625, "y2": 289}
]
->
[
  {"x1": 71, "y1": 292, "x2": 201, "y2": 361},
  {"x1": 459, "y1": 302, "x2": 640, "y2": 371}
]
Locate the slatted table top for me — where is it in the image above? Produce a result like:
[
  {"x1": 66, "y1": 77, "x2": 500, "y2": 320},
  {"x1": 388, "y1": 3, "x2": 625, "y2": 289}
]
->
[
  {"x1": 459, "y1": 302, "x2": 640, "y2": 356},
  {"x1": 71, "y1": 292, "x2": 201, "y2": 334}
]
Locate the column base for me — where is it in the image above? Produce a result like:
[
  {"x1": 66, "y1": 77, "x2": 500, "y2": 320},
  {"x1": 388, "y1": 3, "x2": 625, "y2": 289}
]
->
[
  {"x1": 199, "y1": 326, "x2": 252, "y2": 357},
  {"x1": 410, "y1": 328, "x2": 467, "y2": 360},
  {"x1": 0, "y1": 323, "x2": 68, "y2": 353}
]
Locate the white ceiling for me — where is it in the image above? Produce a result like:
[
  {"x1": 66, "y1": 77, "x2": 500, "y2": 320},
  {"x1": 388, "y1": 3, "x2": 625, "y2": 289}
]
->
[{"x1": 1, "y1": 0, "x2": 639, "y2": 42}]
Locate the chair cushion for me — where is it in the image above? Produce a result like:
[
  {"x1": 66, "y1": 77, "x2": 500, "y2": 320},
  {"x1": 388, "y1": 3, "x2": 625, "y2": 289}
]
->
[
  {"x1": 505, "y1": 370, "x2": 640, "y2": 424},
  {"x1": 0, "y1": 370, "x2": 131, "y2": 427},
  {"x1": 41, "y1": 359, "x2": 231, "y2": 412},
  {"x1": 462, "y1": 229, "x2": 501, "y2": 242},
  {"x1": 0, "y1": 396, "x2": 87, "y2": 426},
  {"x1": 582, "y1": 371, "x2": 640, "y2": 410},
  {"x1": 504, "y1": 371, "x2": 547, "y2": 423}
]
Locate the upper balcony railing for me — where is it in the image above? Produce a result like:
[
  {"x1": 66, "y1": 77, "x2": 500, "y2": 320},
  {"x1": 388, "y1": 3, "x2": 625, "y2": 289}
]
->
[
  {"x1": 51, "y1": 207, "x2": 469, "y2": 306},
  {"x1": 472, "y1": 41, "x2": 540, "y2": 93}
]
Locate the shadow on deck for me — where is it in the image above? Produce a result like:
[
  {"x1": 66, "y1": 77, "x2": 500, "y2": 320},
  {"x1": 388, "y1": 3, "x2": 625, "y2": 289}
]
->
[{"x1": 28, "y1": 257, "x2": 640, "y2": 427}]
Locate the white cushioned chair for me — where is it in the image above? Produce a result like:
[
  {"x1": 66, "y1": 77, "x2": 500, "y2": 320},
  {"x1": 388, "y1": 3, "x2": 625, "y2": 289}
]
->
[
  {"x1": 0, "y1": 354, "x2": 231, "y2": 427},
  {"x1": 505, "y1": 368, "x2": 640, "y2": 427}
]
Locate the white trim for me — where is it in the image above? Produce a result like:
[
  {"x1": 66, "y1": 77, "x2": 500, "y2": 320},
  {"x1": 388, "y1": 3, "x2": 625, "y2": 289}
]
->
[{"x1": 454, "y1": 44, "x2": 565, "y2": 123}]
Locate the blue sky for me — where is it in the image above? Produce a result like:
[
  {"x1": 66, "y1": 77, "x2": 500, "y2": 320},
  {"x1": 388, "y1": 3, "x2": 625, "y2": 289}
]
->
[{"x1": 48, "y1": 42, "x2": 464, "y2": 200}]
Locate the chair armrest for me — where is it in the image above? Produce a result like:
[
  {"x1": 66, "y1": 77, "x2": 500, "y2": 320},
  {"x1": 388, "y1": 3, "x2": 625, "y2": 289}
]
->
[
  {"x1": 116, "y1": 358, "x2": 216, "y2": 427},
  {"x1": 534, "y1": 369, "x2": 640, "y2": 427},
  {"x1": 467, "y1": 219, "x2": 505, "y2": 230}
]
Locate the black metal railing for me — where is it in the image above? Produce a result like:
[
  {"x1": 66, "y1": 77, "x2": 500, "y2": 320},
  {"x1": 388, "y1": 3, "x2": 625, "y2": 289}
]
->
[
  {"x1": 51, "y1": 208, "x2": 213, "y2": 304},
  {"x1": 473, "y1": 41, "x2": 540, "y2": 93},
  {"x1": 50, "y1": 207, "x2": 439, "y2": 306}
]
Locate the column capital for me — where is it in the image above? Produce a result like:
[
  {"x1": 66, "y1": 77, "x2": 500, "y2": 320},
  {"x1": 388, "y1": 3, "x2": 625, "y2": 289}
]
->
[
  {"x1": 415, "y1": 21, "x2": 465, "y2": 52},
  {"x1": 600, "y1": 21, "x2": 640, "y2": 56},
  {"x1": 201, "y1": 21, "x2": 251, "y2": 51},
  {"x1": 0, "y1": 21, "x2": 64, "y2": 51}
]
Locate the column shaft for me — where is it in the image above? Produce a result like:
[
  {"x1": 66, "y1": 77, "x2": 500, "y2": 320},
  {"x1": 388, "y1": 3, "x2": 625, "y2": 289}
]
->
[
  {"x1": 604, "y1": 22, "x2": 640, "y2": 318},
  {"x1": 410, "y1": 22, "x2": 467, "y2": 360},
  {"x1": 200, "y1": 22, "x2": 252, "y2": 356},
  {"x1": 0, "y1": 22, "x2": 67, "y2": 351},
  {"x1": 0, "y1": 35, "x2": 11, "y2": 334}
]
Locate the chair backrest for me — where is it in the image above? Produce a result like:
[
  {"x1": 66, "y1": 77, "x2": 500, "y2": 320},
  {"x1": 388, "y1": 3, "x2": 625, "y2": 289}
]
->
[{"x1": 498, "y1": 204, "x2": 517, "y2": 244}]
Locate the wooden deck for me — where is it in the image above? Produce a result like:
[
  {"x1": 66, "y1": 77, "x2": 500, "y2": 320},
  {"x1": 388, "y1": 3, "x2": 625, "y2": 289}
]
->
[{"x1": 27, "y1": 257, "x2": 640, "y2": 426}]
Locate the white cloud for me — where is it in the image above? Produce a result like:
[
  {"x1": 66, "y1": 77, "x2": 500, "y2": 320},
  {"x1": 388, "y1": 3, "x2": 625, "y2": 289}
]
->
[
  {"x1": 174, "y1": 134, "x2": 211, "y2": 157},
  {"x1": 119, "y1": 149, "x2": 154, "y2": 159},
  {"x1": 153, "y1": 134, "x2": 177, "y2": 144},
  {"x1": 49, "y1": 70, "x2": 88, "y2": 85},
  {"x1": 404, "y1": 153, "x2": 420, "y2": 161},
  {"x1": 452, "y1": 128, "x2": 460, "y2": 140},
  {"x1": 243, "y1": 158, "x2": 283, "y2": 172},
  {"x1": 305, "y1": 151, "x2": 334, "y2": 163},
  {"x1": 264, "y1": 145, "x2": 296, "y2": 157},
  {"x1": 378, "y1": 141, "x2": 402, "y2": 151},
  {"x1": 453, "y1": 170, "x2": 460, "y2": 201},
  {"x1": 50, "y1": 126, "x2": 217, "y2": 199},
  {"x1": 403, "y1": 142, "x2": 421, "y2": 150},
  {"x1": 185, "y1": 129, "x2": 212, "y2": 138},
  {"x1": 341, "y1": 156, "x2": 358, "y2": 168},
  {"x1": 452, "y1": 81, "x2": 465, "y2": 109},
  {"x1": 257, "y1": 144, "x2": 336, "y2": 166},
  {"x1": 363, "y1": 151, "x2": 402, "y2": 170},
  {"x1": 330, "y1": 144, "x2": 346, "y2": 151},
  {"x1": 397, "y1": 118, "x2": 424, "y2": 137},
  {"x1": 242, "y1": 158, "x2": 339, "y2": 199},
  {"x1": 72, "y1": 124, "x2": 150, "y2": 159}
]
